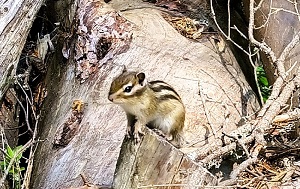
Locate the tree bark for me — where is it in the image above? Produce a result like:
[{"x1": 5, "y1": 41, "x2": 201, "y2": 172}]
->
[
  {"x1": 243, "y1": 0, "x2": 300, "y2": 84},
  {"x1": 29, "y1": 0, "x2": 260, "y2": 188},
  {"x1": 0, "y1": 0, "x2": 44, "y2": 153},
  {"x1": 0, "y1": 0, "x2": 44, "y2": 101},
  {"x1": 0, "y1": 1, "x2": 45, "y2": 188},
  {"x1": 114, "y1": 129, "x2": 217, "y2": 188},
  {"x1": 9, "y1": 0, "x2": 299, "y2": 188}
]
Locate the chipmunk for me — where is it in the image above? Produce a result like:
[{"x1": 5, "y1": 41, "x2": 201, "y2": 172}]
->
[{"x1": 108, "y1": 70, "x2": 185, "y2": 147}]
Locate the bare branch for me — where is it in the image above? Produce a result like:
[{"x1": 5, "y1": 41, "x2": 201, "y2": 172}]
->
[
  {"x1": 271, "y1": 7, "x2": 299, "y2": 15},
  {"x1": 249, "y1": 0, "x2": 277, "y2": 63},
  {"x1": 9, "y1": 89, "x2": 33, "y2": 134},
  {"x1": 254, "y1": 0, "x2": 266, "y2": 11},
  {"x1": 254, "y1": 0, "x2": 272, "y2": 30},
  {"x1": 231, "y1": 25, "x2": 247, "y2": 39},
  {"x1": 292, "y1": 0, "x2": 300, "y2": 22},
  {"x1": 222, "y1": 132, "x2": 250, "y2": 158},
  {"x1": 210, "y1": 0, "x2": 251, "y2": 56},
  {"x1": 248, "y1": 46, "x2": 264, "y2": 105},
  {"x1": 277, "y1": 31, "x2": 300, "y2": 76},
  {"x1": 227, "y1": 0, "x2": 231, "y2": 39},
  {"x1": 21, "y1": 116, "x2": 39, "y2": 189}
]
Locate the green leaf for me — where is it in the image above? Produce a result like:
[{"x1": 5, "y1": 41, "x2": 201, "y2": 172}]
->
[
  {"x1": 256, "y1": 66, "x2": 271, "y2": 102},
  {"x1": 259, "y1": 76, "x2": 269, "y2": 86},
  {"x1": 8, "y1": 169, "x2": 14, "y2": 174},
  {"x1": 13, "y1": 145, "x2": 23, "y2": 152},
  {"x1": 14, "y1": 146, "x2": 23, "y2": 161},
  {"x1": 263, "y1": 96, "x2": 268, "y2": 102},
  {"x1": 7, "y1": 145, "x2": 14, "y2": 158},
  {"x1": 256, "y1": 66, "x2": 264, "y2": 72}
]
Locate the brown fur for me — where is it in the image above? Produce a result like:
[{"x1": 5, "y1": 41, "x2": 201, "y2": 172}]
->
[{"x1": 108, "y1": 71, "x2": 185, "y2": 147}]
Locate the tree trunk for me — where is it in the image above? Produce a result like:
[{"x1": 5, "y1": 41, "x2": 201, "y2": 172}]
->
[
  {"x1": 30, "y1": 0, "x2": 259, "y2": 188},
  {"x1": 0, "y1": 0, "x2": 44, "y2": 161},
  {"x1": 243, "y1": 0, "x2": 300, "y2": 85},
  {"x1": 0, "y1": 0, "x2": 262, "y2": 188},
  {"x1": 0, "y1": 0, "x2": 44, "y2": 146},
  {"x1": 0, "y1": 0, "x2": 44, "y2": 101},
  {"x1": 0, "y1": 1, "x2": 46, "y2": 188}
]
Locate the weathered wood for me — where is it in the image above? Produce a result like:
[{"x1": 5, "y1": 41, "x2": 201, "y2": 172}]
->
[
  {"x1": 114, "y1": 129, "x2": 217, "y2": 188},
  {"x1": 0, "y1": 90, "x2": 19, "y2": 147},
  {"x1": 0, "y1": 0, "x2": 44, "y2": 153},
  {"x1": 0, "y1": 0, "x2": 44, "y2": 100},
  {"x1": 243, "y1": 0, "x2": 300, "y2": 84},
  {"x1": 31, "y1": 0, "x2": 260, "y2": 188}
]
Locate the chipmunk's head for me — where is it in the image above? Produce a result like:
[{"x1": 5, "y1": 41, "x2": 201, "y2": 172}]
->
[{"x1": 108, "y1": 71, "x2": 147, "y2": 104}]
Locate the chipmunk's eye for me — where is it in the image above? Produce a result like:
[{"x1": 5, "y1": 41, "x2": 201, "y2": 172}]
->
[{"x1": 124, "y1": 86, "x2": 133, "y2": 93}]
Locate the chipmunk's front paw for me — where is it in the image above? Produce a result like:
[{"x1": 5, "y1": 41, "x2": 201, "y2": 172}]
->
[
  {"x1": 134, "y1": 130, "x2": 145, "y2": 143},
  {"x1": 134, "y1": 133, "x2": 140, "y2": 143},
  {"x1": 166, "y1": 134, "x2": 173, "y2": 141},
  {"x1": 126, "y1": 126, "x2": 132, "y2": 139}
]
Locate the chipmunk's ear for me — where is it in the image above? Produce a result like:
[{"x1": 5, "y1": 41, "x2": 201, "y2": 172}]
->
[{"x1": 136, "y1": 72, "x2": 146, "y2": 85}]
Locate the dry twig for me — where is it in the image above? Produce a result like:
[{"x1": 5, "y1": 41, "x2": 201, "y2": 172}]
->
[{"x1": 205, "y1": 0, "x2": 300, "y2": 186}]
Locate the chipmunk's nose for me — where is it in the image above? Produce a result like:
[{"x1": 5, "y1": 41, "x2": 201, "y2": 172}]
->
[{"x1": 108, "y1": 95, "x2": 114, "y2": 102}]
